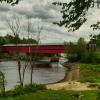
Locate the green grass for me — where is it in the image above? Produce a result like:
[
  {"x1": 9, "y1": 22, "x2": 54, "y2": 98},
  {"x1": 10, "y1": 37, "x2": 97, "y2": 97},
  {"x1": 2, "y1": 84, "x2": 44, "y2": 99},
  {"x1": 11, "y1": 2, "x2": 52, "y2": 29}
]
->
[
  {"x1": 80, "y1": 64, "x2": 100, "y2": 83},
  {"x1": 0, "y1": 90, "x2": 100, "y2": 100}
]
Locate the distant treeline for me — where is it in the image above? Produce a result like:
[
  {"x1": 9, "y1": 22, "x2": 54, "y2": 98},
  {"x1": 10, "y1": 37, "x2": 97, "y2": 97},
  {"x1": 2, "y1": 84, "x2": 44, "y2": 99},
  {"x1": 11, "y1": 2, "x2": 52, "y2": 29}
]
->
[{"x1": 0, "y1": 34, "x2": 37, "y2": 45}]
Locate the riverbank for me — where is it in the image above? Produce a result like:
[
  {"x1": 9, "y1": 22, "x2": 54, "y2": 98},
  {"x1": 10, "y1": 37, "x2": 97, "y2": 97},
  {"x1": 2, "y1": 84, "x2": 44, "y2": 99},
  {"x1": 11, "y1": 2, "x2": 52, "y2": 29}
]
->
[
  {"x1": 46, "y1": 81, "x2": 99, "y2": 90},
  {"x1": 46, "y1": 63, "x2": 100, "y2": 91}
]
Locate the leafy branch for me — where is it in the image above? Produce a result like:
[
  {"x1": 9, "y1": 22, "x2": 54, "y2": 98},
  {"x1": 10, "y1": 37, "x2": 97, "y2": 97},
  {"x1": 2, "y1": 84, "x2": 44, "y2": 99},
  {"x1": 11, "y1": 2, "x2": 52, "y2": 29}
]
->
[
  {"x1": 53, "y1": 0, "x2": 100, "y2": 31},
  {"x1": 0, "y1": 0, "x2": 19, "y2": 6}
]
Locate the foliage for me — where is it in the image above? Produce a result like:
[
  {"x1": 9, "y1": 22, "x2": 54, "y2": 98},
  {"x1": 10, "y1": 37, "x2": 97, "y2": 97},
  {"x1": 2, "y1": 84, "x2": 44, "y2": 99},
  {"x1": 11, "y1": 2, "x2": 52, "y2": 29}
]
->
[
  {"x1": 65, "y1": 37, "x2": 88, "y2": 62},
  {"x1": 80, "y1": 51, "x2": 100, "y2": 64},
  {"x1": 64, "y1": 42, "x2": 78, "y2": 62},
  {"x1": 84, "y1": 51, "x2": 100, "y2": 64},
  {"x1": 0, "y1": 34, "x2": 37, "y2": 45},
  {"x1": 91, "y1": 21, "x2": 100, "y2": 30},
  {"x1": 53, "y1": 0, "x2": 100, "y2": 31},
  {"x1": 0, "y1": 71, "x2": 6, "y2": 96},
  {"x1": 80, "y1": 76, "x2": 100, "y2": 83},
  {"x1": 80, "y1": 64, "x2": 100, "y2": 83},
  {"x1": 89, "y1": 33, "x2": 100, "y2": 49},
  {"x1": 76, "y1": 37, "x2": 86, "y2": 59},
  {"x1": 53, "y1": 0, "x2": 98, "y2": 31},
  {"x1": 0, "y1": 0, "x2": 19, "y2": 6},
  {"x1": 0, "y1": 90, "x2": 100, "y2": 100},
  {"x1": 65, "y1": 37, "x2": 100, "y2": 64},
  {"x1": 81, "y1": 64, "x2": 100, "y2": 72},
  {"x1": 6, "y1": 84, "x2": 46, "y2": 96}
]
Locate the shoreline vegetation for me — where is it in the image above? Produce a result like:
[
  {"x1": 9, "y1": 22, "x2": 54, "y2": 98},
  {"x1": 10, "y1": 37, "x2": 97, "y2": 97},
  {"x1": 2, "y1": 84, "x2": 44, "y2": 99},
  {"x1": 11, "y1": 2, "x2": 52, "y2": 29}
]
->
[{"x1": 0, "y1": 61, "x2": 100, "y2": 100}]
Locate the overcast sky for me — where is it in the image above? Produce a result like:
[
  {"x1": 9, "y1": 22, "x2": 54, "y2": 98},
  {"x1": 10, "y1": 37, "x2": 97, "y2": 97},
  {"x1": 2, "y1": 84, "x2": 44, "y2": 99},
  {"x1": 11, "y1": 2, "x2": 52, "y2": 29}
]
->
[{"x1": 0, "y1": 0, "x2": 100, "y2": 43}]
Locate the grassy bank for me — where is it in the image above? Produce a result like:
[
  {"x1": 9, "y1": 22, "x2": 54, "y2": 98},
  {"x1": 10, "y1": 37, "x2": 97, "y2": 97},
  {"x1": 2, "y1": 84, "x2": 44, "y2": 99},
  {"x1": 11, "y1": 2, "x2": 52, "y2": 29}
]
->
[
  {"x1": 0, "y1": 90, "x2": 100, "y2": 100},
  {"x1": 80, "y1": 64, "x2": 100, "y2": 83}
]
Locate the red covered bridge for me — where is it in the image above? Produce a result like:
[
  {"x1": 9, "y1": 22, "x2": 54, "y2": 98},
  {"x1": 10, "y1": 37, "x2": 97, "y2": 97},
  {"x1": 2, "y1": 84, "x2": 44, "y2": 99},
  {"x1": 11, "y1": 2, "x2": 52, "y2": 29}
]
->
[{"x1": 1, "y1": 44, "x2": 65, "y2": 54}]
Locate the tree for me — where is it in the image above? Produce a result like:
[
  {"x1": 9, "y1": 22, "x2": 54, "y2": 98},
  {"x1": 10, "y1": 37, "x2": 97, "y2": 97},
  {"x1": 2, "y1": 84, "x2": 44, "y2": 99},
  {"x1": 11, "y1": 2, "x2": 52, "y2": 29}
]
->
[
  {"x1": 25, "y1": 17, "x2": 33, "y2": 85},
  {"x1": 64, "y1": 38, "x2": 87, "y2": 62},
  {"x1": 5, "y1": 15, "x2": 38, "y2": 86},
  {"x1": 6, "y1": 15, "x2": 24, "y2": 86},
  {"x1": 53, "y1": 0, "x2": 100, "y2": 31},
  {"x1": 77, "y1": 37, "x2": 86, "y2": 59},
  {"x1": 26, "y1": 18, "x2": 43, "y2": 85},
  {"x1": 64, "y1": 42, "x2": 78, "y2": 62},
  {"x1": 90, "y1": 33, "x2": 100, "y2": 48},
  {"x1": 5, "y1": 15, "x2": 40, "y2": 86},
  {"x1": 0, "y1": 36, "x2": 6, "y2": 45},
  {"x1": 0, "y1": 0, "x2": 19, "y2": 6}
]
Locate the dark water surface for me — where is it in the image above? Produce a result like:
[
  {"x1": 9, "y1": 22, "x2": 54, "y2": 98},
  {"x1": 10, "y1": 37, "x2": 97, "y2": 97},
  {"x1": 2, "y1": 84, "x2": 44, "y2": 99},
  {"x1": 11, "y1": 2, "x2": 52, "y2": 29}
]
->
[{"x1": 0, "y1": 61, "x2": 66, "y2": 90}]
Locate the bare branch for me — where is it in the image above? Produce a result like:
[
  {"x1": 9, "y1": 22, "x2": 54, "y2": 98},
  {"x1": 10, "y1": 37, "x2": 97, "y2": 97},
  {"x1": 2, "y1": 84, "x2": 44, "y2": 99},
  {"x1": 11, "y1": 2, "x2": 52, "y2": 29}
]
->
[
  {"x1": 37, "y1": 23, "x2": 44, "y2": 44},
  {"x1": 5, "y1": 15, "x2": 21, "y2": 37}
]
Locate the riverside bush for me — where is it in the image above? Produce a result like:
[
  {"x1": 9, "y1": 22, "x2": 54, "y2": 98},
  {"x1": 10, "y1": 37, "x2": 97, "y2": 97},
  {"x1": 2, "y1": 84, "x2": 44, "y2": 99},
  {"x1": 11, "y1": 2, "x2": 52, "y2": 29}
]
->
[
  {"x1": 80, "y1": 64, "x2": 100, "y2": 83},
  {"x1": 80, "y1": 76, "x2": 100, "y2": 83},
  {"x1": 68, "y1": 51, "x2": 100, "y2": 64},
  {"x1": 23, "y1": 84, "x2": 46, "y2": 93},
  {"x1": 6, "y1": 84, "x2": 46, "y2": 96}
]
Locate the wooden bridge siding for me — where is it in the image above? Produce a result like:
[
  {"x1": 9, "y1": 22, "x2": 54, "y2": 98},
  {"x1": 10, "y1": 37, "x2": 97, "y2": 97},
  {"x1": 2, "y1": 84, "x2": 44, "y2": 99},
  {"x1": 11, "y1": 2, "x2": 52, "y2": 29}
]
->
[{"x1": 2, "y1": 45, "x2": 64, "y2": 54}]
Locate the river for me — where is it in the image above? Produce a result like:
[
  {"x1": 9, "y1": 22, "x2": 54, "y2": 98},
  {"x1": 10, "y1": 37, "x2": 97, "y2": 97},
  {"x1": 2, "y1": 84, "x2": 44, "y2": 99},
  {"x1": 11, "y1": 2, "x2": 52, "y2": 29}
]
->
[{"x1": 0, "y1": 61, "x2": 66, "y2": 90}]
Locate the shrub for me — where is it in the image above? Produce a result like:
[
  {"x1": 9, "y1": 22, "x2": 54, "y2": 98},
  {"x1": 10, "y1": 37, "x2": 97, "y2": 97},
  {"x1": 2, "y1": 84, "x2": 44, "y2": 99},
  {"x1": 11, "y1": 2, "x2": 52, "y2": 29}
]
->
[
  {"x1": 80, "y1": 64, "x2": 100, "y2": 83},
  {"x1": 80, "y1": 77, "x2": 100, "y2": 83},
  {"x1": 80, "y1": 77, "x2": 96, "y2": 83},
  {"x1": 6, "y1": 84, "x2": 46, "y2": 96},
  {"x1": 6, "y1": 85, "x2": 24, "y2": 96},
  {"x1": 23, "y1": 84, "x2": 46, "y2": 93},
  {"x1": 67, "y1": 53, "x2": 78, "y2": 62},
  {"x1": 0, "y1": 71, "x2": 6, "y2": 96},
  {"x1": 80, "y1": 64, "x2": 100, "y2": 72}
]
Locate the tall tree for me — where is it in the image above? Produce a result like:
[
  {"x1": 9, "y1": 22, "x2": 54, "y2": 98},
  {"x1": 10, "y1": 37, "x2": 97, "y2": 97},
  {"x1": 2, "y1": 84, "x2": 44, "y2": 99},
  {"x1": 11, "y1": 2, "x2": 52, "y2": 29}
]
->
[
  {"x1": 27, "y1": 19, "x2": 43, "y2": 85},
  {"x1": 6, "y1": 15, "x2": 23, "y2": 86},
  {"x1": 90, "y1": 33, "x2": 100, "y2": 48},
  {"x1": 53, "y1": 0, "x2": 100, "y2": 31},
  {"x1": 26, "y1": 17, "x2": 33, "y2": 85}
]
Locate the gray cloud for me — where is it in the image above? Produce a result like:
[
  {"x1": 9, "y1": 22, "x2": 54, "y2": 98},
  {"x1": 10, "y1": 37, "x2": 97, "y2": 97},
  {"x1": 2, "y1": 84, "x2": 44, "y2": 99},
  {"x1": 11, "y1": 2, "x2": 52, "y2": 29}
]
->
[
  {"x1": 0, "y1": 0, "x2": 100, "y2": 43},
  {"x1": 32, "y1": 3, "x2": 58, "y2": 19},
  {"x1": 12, "y1": 1, "x2": 59, "y2": 20},
  {"x1": 0, "y1": 3, "x2": 10, "y2": 12}
]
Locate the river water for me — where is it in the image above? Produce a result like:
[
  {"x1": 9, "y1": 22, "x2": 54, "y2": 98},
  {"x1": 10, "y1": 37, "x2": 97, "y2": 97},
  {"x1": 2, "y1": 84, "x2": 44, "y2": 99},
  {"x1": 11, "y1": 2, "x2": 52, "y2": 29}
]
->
[{"x1": 0, "y1": 61, "x2": 66, "y2": 90}]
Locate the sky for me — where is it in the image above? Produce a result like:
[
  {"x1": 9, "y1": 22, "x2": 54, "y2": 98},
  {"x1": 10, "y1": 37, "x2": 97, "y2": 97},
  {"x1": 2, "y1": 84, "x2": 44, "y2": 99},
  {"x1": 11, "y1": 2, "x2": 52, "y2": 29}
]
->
[{"x1": 0, "y1": 0, "x2": 100, "y2": 43}]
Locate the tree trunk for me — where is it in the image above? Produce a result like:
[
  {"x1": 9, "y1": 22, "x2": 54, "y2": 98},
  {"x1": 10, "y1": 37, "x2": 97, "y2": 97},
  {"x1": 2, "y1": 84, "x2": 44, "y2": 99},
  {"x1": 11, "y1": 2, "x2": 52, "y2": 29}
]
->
[
  {"x1": 30, "y1": 64, "x2": 33, "y2": 85},
  {"x1": 17, "y1": 60, "x2": 23, "y2": 86},
  {"x1": 29, "y1": 53, "x2": 33, "y2": 85},
  {"x1": 22, "y1": 60, "x2": 28, "y2": 84}
]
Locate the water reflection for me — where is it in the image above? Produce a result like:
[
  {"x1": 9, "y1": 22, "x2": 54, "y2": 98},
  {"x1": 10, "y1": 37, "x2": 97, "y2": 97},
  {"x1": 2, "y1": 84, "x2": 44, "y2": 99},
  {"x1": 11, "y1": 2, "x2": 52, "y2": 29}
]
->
[{"x1": 0, "y1": 61, "x2": 66, "y2": 90}]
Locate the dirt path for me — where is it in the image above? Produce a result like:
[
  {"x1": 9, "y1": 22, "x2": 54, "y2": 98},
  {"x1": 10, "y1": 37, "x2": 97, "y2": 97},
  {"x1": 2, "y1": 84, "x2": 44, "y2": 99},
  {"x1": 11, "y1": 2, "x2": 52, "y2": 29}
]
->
[{"x1": 46, "y1": 81, "x2": 94, "y2": 90}]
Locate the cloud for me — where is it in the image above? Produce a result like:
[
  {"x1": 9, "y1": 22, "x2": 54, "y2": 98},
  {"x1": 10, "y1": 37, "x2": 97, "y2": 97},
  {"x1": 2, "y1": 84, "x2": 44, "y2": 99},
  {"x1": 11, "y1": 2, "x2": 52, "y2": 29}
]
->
[
  {"x1": 0, "y1": 3, "x2": 10, "y2": 12},
  {"x1": 0, "y1": 0, "x2": 100, "y2": 43},
  {"x1": 12, "y1": 0, "x2": 60, "y2": 20}
]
